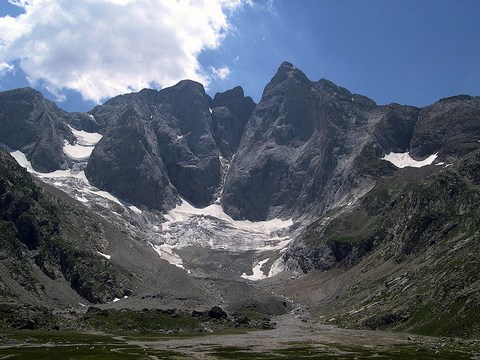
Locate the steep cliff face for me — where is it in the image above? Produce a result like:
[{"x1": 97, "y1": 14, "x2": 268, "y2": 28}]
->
[
  {"x1": 0, "y1": 88, "x2": 75, "y2": 172},
  {"x1": 85, "y1": 82, "x2": 255, "y2": 210},
  {"x1": 410, "y1": 95, "x2": 480, "y2": 159},
  {"x1": 211, "y1": 86, "x2": 256, "y2": 158}
]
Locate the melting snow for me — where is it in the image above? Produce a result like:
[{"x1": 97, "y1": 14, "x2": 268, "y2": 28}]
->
[
  {"x1": 63, "y1": 141, "x2": 95, "y2": 160},
  {"x1": 153, "y1": 198, "x2": 295, "y2": 277},
  {"x1": 129, "y1": 205, "x2": 142, "y2": 214},
  {"x1": 69, "y1": 127, "x2": 102, "y2": 146},
  {"x1": 381, "y1": 152, "x2": 438, "y2": 168},
  {"x1": 159, "y1": 199, "x2": 293, "y2": 252},
  {"x1": 241, "y1": 258, "x2": 270, "y2": 281},
  {"x1": 64, "y1": 127, "x2": 102, "y2": 160},
  {"x1": 3, "y1": 146, "x2": 145, "y2": 215},
  {"x1": 149, "y1": 243, "x2": 185, "y2": 269},
  {"x1": 85, "y1": 188, "x2": 124, "y2": 206},
  {"x1": 2, "y1": 144, "x2": 295, "y2": 280}
]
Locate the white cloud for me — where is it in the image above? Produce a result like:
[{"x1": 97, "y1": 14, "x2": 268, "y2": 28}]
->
[
  {"x1": 210, "y1": 65, "x2": 231, "y2": 80},
  {"x1": 0, "y1": 0, "x2": 249, "y2": 103},
  {"x1": 0, "y1": 62, "x2": 14, "y2": 76}
]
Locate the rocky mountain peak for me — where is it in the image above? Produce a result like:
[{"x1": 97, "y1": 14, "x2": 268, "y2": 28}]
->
[
  {"x1": 265, "y1": 62, "x2": 312, "y2": 94},
  {"x1": 0, "y1": 87, "x2": 75, "y2": 172}
]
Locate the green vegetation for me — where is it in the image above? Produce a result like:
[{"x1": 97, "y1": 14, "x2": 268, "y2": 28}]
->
[
  {"x1": 82, "y1": 308, "x2": 202, "y2": 335},
  {"x1": 209, "y1": 342, "x2": 480, "y2": 360}
]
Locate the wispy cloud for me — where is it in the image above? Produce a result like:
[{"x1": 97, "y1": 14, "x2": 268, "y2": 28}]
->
[
  {"x1": 0, "y1": 0, "x2": 250, "y2": 103},
  {"x1": 210, "y1": 65, "x2": 231, "y2": 80},
  {"x1": 0, "y1": 62, "x2": 14, "y2": 76}
]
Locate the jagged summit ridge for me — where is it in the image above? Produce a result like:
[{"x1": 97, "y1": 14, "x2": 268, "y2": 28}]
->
[{"x1": 1, "y1": 62, "x2": 480, "y2": 222}]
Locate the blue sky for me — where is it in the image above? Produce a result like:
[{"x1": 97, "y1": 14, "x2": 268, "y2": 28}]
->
[{"x1": 1, "y1": 0, "x2": 479, "y2": 112}]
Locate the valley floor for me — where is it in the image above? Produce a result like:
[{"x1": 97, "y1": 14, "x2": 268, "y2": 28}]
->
[{"x1": 1, "y1": 312, "x2": 478, "y2": 359}]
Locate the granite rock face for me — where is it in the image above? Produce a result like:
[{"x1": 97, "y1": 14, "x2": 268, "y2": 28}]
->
[
  {"x1": 1, "y1": 63, "x2": 479, "y2": 220},
  {"x1": 0, "y1": 88, "x2": 75, "y2": 172},
  {"x1": 221, "y1": 62, "x2": 385, "y2": 221},
  {"x1": 85, "y1": 82, "x2": 255, "y2": 210}
]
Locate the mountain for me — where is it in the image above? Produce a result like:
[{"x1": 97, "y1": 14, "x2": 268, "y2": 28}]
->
[
  {"x1": 280, "y1": 149, "x2": 480, "y2": 337},
  {"x1": 85, "y1": 82, "x2": 256, "y2": 211},
  {"x1": 0, "y1": 62, "x2": 479, "y2": 338},
  {"x1": 0, "y1": 88, "x2": 76, "y2": 172},
  {"x1": 223, "y1": 62, "x2": 480, "y2": 221}
]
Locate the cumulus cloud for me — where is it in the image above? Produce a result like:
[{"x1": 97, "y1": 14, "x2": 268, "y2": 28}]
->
[{"x1": 0, "y1": 0, "x2": 249, "y2": 103}]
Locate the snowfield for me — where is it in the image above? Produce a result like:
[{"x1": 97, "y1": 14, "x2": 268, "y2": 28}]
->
[
  {"x1": 160, "y1": 198, "x2": 293, "y2": 252},
  {"x1": 381, "y1": 152, "x2": 438, "y2": 168},
  {"x1": 2, "y1": 143, "x2": 297, "y2": 282},
  {"x1": 158, "y1": 199, "x2": 295, "y2": 280}
]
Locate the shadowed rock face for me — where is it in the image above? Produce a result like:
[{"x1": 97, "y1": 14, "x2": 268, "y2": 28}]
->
[
  {"x1": 85, "y1": 81, "x2": 255, "y2": 210},
  {"x1": 0, "y1": 88, "x2": 75, "y2": 172},
  {"x1": 211, "y1": 86, "x2": 256, "y2": 158},
  {"x1": 410, "y1": 95, "x2": 480, "y2": 160},
  {"x1": 84, "y1": 104, "x2": 178, "y2": 211}
]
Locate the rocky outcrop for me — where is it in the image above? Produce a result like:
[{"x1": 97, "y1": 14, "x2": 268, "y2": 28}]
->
[
  {"x1": 211, "y1": 86, "x2": 256, "y2": 158},
  {"x1": 85, "y1": 103, "x2": 178, "y2": 211},
  {"x1": 410, "y1": 95, "x2": 480, "y2": 159},
  {"x1": 0, "y1": 88, "x2": 75, "y2": 172}
]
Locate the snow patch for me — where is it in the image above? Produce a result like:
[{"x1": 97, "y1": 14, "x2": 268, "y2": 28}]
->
[
  {"x1": 69, "y1": 126, "x2": 102, "y2": 146},
  {"x1": 63, "y1": 140, "x2": 95, "y2": 160},
  {"x1": 241, "y1": 258, "x2": 270, "y2": 281},
  {"x1": 3, "y1": 146, "x2": 145, "y2": 215},
  {"x1": 268, "y1": 257, "x2": 286, "y2": 278},
  {"x1": 149, "y1": 243, "x2": 185, "y2": 269},
  {"x1": 209, "y1": 107, "x2": 213, "y2": 114},
  {"x1": 85, "y1": 188, "x2": 124, "y2": 206},
  {"x1": 129, "y1": 205, "x2": 142, "y2": 214},
  {"x1": 97, "y1": 251, "x2": 111, "y2": 260},
  {"x1": 64, "y1": 127, "x2": 102, "y2": 160},
  {"x1": 164, "y1": 199, "x2": 293, "y2": 235},
  {"x1": 7, "y1": 148, "x2": 89, "y2": 181},
  {"x1": 155, "y1": 198, "x2": 295, "y2": 279},
  {"x1": 381, "y1": 152, "x2": 438, "y2": 168}
]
